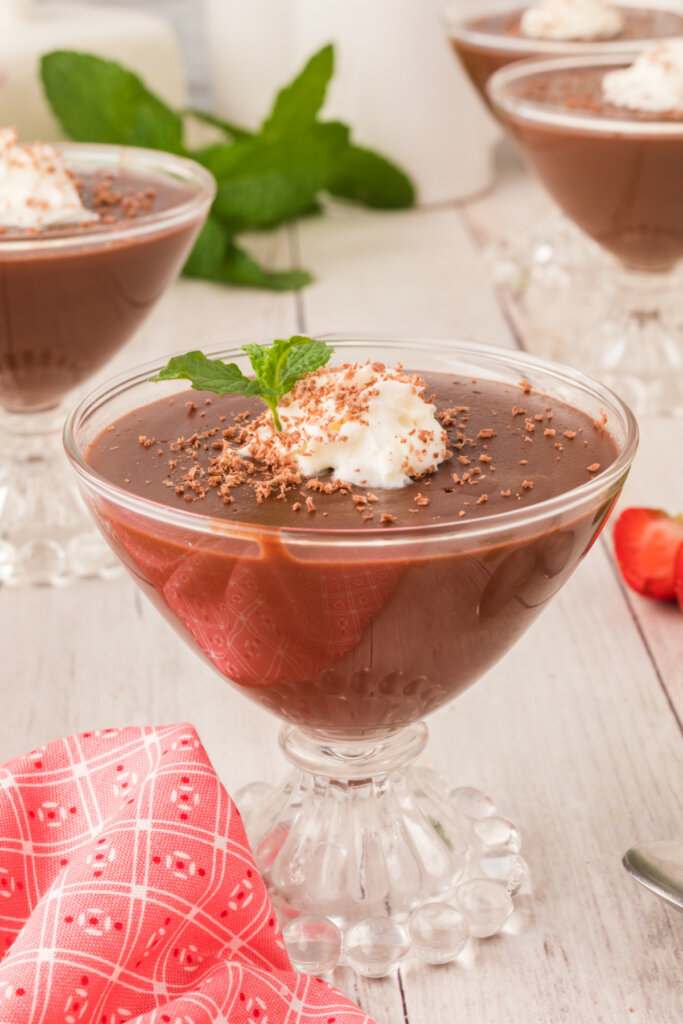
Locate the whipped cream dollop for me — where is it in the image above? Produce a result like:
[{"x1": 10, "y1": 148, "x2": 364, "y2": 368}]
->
[
  {"x1": 520, "y1": 0, "x2": 624, "y2": 41},
  {"x1": 242, "y1": 361, "x2": 450, "y2": 490},
  {"x1": 0, "y1": 128, "x2": 99, "y2": 230},
  {"x1": 602, "y1": 39, "x2": 683, "y2": 112}
]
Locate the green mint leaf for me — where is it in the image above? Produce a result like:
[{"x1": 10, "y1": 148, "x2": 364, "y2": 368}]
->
[
  {"x1": 182, "y1": 218, "x2": 312, "y2": 291},
  {"x1": 181, "y1": 218, "x2": 309, "y2": 290},
  {"x1": 327, "y1": 144, "x2": 416, "y2": 209},
  {"x1": 41, "y1": 48, "x2": 416, "y2": 296},
  {"x1": 279, "y1": 337, "x2": 333, "y2": 392},
  {"x1": 150, "y1": 351, "x2": 262, "y2": 396},
  {"x1": 182, "y1": 214, "x2": 227, "y2": 278},
  {"x1": 241, "y1": 337, "x2": 304, "y2": 395},
  {"x1": 240, "y1": 342, "x2": 273, "y2": 385},
  {"x1": 219, "y1": 245, "x2": 312, "y2": 291},
  {"x1": 186, "y1": 109, "x2": 254, "y2": 142},
  {"x1": 200, "y1": 122, "x2": 349, "y2": 231},
  {"x1": 152, "y1": 336, "x2": 335, "y2": 432},
  {"x1": 41, "y1": 51, "x2": 184, "y2": 153},
  {"x1": 261, "y1": 44, "x2": 334, "y2": 138},
  {"x1": 242, "y1": 336, "x2": 333, "y2": 398}
]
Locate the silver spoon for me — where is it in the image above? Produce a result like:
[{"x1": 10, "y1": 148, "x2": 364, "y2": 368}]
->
[{"x1": 623, "y1": 841, "x2": 683, "y2": 911}]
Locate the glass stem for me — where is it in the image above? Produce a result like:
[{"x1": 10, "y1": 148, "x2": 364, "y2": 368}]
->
[
  {"x1": 279, "y1": 723, "x2": 429, "y2": 780},
  {"x1": 585, "y1": 263, "x2": 683, "y2": 416}
]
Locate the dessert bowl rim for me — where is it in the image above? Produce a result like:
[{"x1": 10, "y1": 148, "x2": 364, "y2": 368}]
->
[
  {"x1": 488, "y1": 51, "x2": 683, "y2": 134},
  {"x1": 0, "y1": 142, "x2": 216, "y2": 256},
  {"x1": 63, "y1": 335, "x2": 639, "y2": 552},
  {"x1": 444, "y1": 1, "x2": 683, "y2": 56}
]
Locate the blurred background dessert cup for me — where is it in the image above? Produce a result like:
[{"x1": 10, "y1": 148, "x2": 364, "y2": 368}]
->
[
  {"x1": 445, "y1": 0, "x2": 683, "y2": 345},
  {"x1": 488, "y1": 46, "x2": 683, "y2": 416},
  {"x1": 0, "y1": 138, "x2": 214, "y2": 586}
]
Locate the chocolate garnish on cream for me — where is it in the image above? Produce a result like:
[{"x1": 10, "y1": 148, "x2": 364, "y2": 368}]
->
[{"x1": 240, "y1": 361, "x2": 450, "y2": 490}]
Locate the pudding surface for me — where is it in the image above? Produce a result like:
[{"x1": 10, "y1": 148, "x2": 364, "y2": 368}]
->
[{"x1": 89, "y1": 372, "x2": 619, "y2": 529}]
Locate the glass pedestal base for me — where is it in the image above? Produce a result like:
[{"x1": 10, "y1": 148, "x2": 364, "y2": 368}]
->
[
  {"x1": 488, "y1": 222, "x2": 683, "y2": 416},
  {"x1": 236, "y1": 723, "x2": 529, "y2": 975},
  {"x1": 580, "y1": 280, "x2": 683, "y2": 418},
  {"x1": 0, "y1": 407, "x2": 120, "y2": 586},
  {"x1": 487, "y1": 212, "x2": 611, "y2": 317}
]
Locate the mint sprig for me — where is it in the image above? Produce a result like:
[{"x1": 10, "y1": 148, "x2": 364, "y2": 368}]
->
[
  {"x1": 40, "y1": 47, "x2": 415, "y2": 292},
  {"x1": 151, "y1": 335, "x2": 333, "y2": 431}
]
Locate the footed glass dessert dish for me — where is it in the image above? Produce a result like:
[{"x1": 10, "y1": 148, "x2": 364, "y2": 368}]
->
[
  {"x1": 489, "y1": 52, "x2": 683, "y2": 416},
  {"x1": 445, "y1": 2, "x2": 683, "y2": 327},
  {"x1": 64, "y1": 337, "x2": 637, "y2": 967},
  {"x1": 0, "y1": 142, "x2": 214, "y2": 585},
  {"x1": 445, "y1": 2, "x2": 683, "y2": 107}
]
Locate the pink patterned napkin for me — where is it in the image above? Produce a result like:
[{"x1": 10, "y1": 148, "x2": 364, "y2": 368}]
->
[{"x1": 0, "y1": 724, "x2": 374, "y2": 1024}]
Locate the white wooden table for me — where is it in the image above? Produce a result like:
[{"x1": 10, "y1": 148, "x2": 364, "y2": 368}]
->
[{"x1": 1, "y1": 165, "x2": 682, "y2": 1024}]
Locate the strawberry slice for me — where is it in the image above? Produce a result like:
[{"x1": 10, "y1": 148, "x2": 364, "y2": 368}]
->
[
  {"x1": 675, "y1": 545, "x2": 683, "y2": 612},
  {"x1": 614, "y1": 507, "x2": 683, "y2": 600}
]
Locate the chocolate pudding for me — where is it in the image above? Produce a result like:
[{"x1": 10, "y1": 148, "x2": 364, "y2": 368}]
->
[
  {"x1": 448, "y1": 5, "x2": 683, "y2": 108},
  {"x1": 85, "y1": 371, "x2": 620, "y2": 737},
  {"x1": 0, "y1": 155, "x2": 212, "y2": 413},
  {"x1": 490, "y1": 62, "x2": 683, "y2": 270}
]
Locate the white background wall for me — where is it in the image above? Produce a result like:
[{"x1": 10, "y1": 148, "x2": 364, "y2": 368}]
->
[{"x1": 36, "y1": 0, "x2": 211, "y2": 104}]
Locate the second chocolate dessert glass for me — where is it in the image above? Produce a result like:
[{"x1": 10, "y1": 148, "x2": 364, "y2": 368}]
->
[
  {"x1": 0, "y1": 144, "x2": 214, "y2": 586},
  {"x1": 488, "y1": 54, "x2": 683, "y2": 416},
  {"x1": 64, "y1": 337, "x2": 637, "y2": 943},
  {"x1": 445, "y1": 2, "x2": 683, "y2": 105},
  {"x1": 444, "y1": 4, "x2": 683, "y2": 343}
]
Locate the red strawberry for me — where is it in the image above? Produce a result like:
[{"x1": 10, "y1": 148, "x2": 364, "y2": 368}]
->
[
  {"x1": 614, "y1": 507, "x2": 683, "y2": 600},
  {"x1": 675, "y1": 545, "x2": 683, "y2": 611}
]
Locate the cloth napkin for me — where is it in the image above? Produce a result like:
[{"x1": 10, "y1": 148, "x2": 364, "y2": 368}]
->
[{"x1": 0, "y1": 724, "x2": 375, "y2": 1024}]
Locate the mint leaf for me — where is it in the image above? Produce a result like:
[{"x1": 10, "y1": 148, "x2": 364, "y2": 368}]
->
[
  {"x1": 242, "y1": 335, "x2": 331, "y2": 396},
  {"x1": 279, "y1": 337, "x2": 333, "y2": 392},
  {"x1": 328, "y1": 144, "x2": 415, "y2": 209},
  {"x1": 41, "y1": 46, "x2": 416, "y2": 295},
  {"x1": 182, "y1": 215, "x2": 227, "y2": 279},
  {"x1": 41, "y1": 52, "x2": 184, "y2": 153},
  {"x1": 150, "y1": 351, "x2": 261, "y2": 395},
  {"x1": 201, "y1": 122, "x2": 349, "y2": 231},
  {"x1": 243, "y1": 335, "x2": 334, "y2": 429},
  {"x1": 186, "y1": 109, "x2": 254, "y2": 143},
  {"x1": 218, "y1": 244, "x2": 312, "y2": 291},
  {"x1": 152, "y1": 336, "x2": 334, "y2": 431},
  {"x1": 262, "y1": 44, "x2": 334, "y2": 138},
  {"x1": 241, "y1": 342, "x2": 274, "y2": 386},
  {"x1": 242, "y1": 336, "x2": 331, "y2": 395},
  {"x1": 182, "y1": 220, "x2": 311, "y2": 291}
]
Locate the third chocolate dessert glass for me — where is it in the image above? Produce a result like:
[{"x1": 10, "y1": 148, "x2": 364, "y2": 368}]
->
[
  {"x1": 444, "y1": 3, "x2": 683, "y2": 335},
  {"x1": 64, "y1": 337, "x2": 637, "y2": 948},
  {"x1": 488, "y1": 53, "x2": 683, "y2": 415},
  {"x1": 0, "y1": 143, "x2": 214, "y2": 585},
  {"x1": 445, "y1": 2, "x2": 683, "y2": 106}
]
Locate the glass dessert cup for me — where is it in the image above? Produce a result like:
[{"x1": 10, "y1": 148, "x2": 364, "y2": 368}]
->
[
  {"x1": 444, "y1": 2, "x2": 683, "y2": 109},
  {"x1": 489, "y1": 54, "x2": 683, "y2": 417},
  {"x1": 64, "y1": 337, "x2": 637, "y2": 936},
  {"x1": 0, "y1": 144, "x2": 215, "y2": 586},
  {"x1": 444, "y1": 3, "x2": 683, "y2": 313}
]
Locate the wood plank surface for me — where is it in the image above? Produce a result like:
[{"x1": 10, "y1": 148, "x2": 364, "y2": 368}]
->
[{"x1": 1, "y1": 192, "x2": 681, "y2": 1024}]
